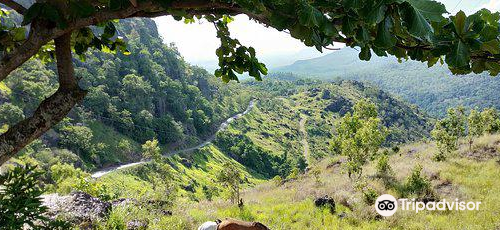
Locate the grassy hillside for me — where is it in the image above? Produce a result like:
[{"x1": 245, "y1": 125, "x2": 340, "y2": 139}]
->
[
  {"x1": 234, "y1": 79, "x2": 432, "y2": 162},
  {"x1": 277, "y1": 48, "x2": 500, "y2": 117},
  {"x1": 161, "y1": 134, "x2": 500, "y2": 229},
  {"x1": 98, "y1": 145, "x2": 266, "y2": 201}
]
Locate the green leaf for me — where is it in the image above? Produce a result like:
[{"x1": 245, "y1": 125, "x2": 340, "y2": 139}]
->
[
  {"x1": 445, "y1": 41, "x2": 470, "y2": 68},
  {"x1": 402, "y1": 4, "x2": 434, "y2": 40},
  {"x1": 355, "y1": 27, "x2": 370, "y2": 45},
  {"x1": 10, "y1": 27, "x2": 26, "y2": 42},
  {"x1": 374, "y1": 17, "x2": 396, "y2": 48},
  {"x1": 102, "y1": 22, "x2": 116, "y2": 39},
  {"x1": 481, "y1": 40, "x2": 500, "y2": 55},
  {"x1": 341, "y1": 16, "x2": 357, "y2": 36},
  {"x1": 70, "y1": 0, "x2": 95, "y2": 18},
  {"x1": 485, "y1": 62, "x2": 500, "y2": 75},
  {"x1": 404, "y1": 0, "x2": 447, "y2": 22},
  {"x1": 343, "y1": 0, "x2": 361, "y2": 10},
  {"x1": 321, "y1": 22, "x2": 338, "y2": 37},
  {"x1": 22, "y1": 3, "x2": 43, "y2": 26},
  {"x1": 359, "y1": 46, "x2": 372, "y2": 61},
  {"x1": 471, "y1": 60, "x2": 486, "y2": 74},
  {"x1": 364, "y1": 1, "x2": 387, "y2": 24},
  {"x1": 480, "y1": 25, "x2": 498, "y2": 41},
  {"x1": 453, "y1": 11, "x2": 467, "y2": 36},
  {"x1": 299, "y1": 5, "x2": 324, "y2": 28}
]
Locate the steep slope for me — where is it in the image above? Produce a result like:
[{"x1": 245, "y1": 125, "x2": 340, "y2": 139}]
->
[
  {"x1": 277, "y1": 48, "x2": 500, "y2": 117},
  {"x1": 1, "y1": 18, "x2": 252, "y2": 169}
]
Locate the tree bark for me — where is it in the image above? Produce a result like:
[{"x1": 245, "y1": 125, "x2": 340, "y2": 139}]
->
[{"x1": 0, "y1": 32, "x2": 87, "y2": 165}]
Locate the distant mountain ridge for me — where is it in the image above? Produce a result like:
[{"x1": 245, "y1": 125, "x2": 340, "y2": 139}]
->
[{"x1": 277, "y1": 48, "x2": 500, "y2": 117}]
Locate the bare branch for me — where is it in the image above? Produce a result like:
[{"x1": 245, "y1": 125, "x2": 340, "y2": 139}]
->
[{"x1": 0, "y1": 0, "x2": 26, "y2": 14}]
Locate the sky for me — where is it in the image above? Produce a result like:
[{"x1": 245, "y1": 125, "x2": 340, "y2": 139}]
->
[{"x1": 154, "y1": 0, "x2": 500, "y2": 69}]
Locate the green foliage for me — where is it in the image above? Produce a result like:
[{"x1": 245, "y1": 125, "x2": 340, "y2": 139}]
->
[
  {"x1": 376, "y1": 152, "x2": 393, "y2": 177},
  {"x1": 401, "y1": 164, "x2": 434, "y2": 199},
  {"x1": 433, "y1": 106, "x2": 500, "y2": 160},
  {"x1": 481, "y1": 108, "x2": 500, "y2": 134},
  {"x1": 59, "y1": 125, "x2": 94, "y2": 155},
  {"x1": 467, "y1": 109, "x2": 484, "y2": 150},
  {"x1": 0, "y1": 164, "x2": 70, "y2": 229},
  {"x1": 213, "y1": 19, "x2": 267, "y2": 82},
  {"x1": 215, "y1": 131, "x2": 289, "y2": 178},
  {"x1": 362, "y1": 187, "x2": 379, "y2": 205},
  {"x1": 431, "y1": 107, "x2": 466, "y2": 161},
  {"x1": 0, "y1": 102, "x2": 24, "y2": 126},
  {"x1": 142, "y1": 138, "x2": 161, "y2": 162},
  {"x1": 73, "y1": 177, "x2": 116, "y2": 201},
  {"x1": 332, "y1": 99, "x2": 387, "y2": 178},
  {"x1": 279, "y1": 48, "x2": 500, "y2": 117},
  {"x1": 216, "y1": 162, "x2": 242, "y2": 204},
  {"x1": 310, "y1": 167, "x2": 321, "y2": 186}
]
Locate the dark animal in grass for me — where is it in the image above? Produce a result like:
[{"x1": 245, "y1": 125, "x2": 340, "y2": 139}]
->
[{"x1": 314, "y1": 195, "x2": 336, "y2": 213}]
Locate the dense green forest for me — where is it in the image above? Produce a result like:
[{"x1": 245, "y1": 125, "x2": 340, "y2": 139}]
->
[
  {"x1": 278, "y1": 48, "x2": 500, "y2": 117},
  {"x1": 0, "y1": 18, "x2": 251, "y2": 169}
]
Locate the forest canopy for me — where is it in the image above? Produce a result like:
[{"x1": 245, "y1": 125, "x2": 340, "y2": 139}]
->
[{"x1": 1, "y1": 0, "x2": 500, "y2": 164}]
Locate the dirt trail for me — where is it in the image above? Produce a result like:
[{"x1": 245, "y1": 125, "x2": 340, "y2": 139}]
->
[{"x1": 91, "y1": 100, "x2": 256, "y2": 178}]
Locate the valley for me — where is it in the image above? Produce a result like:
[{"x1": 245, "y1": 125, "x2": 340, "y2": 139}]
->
[{"x1": 2, "y1": 1, "x2": 500, "y2": 229}]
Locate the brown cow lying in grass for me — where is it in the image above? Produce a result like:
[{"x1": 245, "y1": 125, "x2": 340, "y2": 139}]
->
[{"x1": 198, "y1": 218, "x2": 270, "y2": 230}]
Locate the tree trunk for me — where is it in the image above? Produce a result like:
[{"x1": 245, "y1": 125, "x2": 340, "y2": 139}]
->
[{"x1": 0, "y1": 32, "x2": 87, "y2": 165}]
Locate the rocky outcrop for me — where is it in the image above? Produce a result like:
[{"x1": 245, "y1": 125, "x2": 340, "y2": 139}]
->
[
  {"x1": 324, "y1": 96, "x2": 352, "y2": 116},
  {"x1": 42, "y1": 192, "x2": 111, "y2": 225}
]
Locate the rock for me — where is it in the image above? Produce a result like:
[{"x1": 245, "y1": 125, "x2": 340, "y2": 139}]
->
[
  {"x1": 321, "y1": 90, "x2": 331, "y2": 99},
  {"x1": 324, "y1": 96, "x2": 352, "y2": 116},
  {"x1": 42, "y1": 192, "x2": 111, "y2": 225},
  {"x1": 314, "y1": 195, "x2": 336, "y2": 214},
  {"x1": 112, "y1": 198, "x2": 138, "y2": 207},
  {"x1": 127, "y1": 220, "x2": 148, "y2": 230},
  {"x1": 180, "y1": 158, "x2": 193, "y2": 168},
  {"x1": 182, "y1": 183, "x2": 195, "y2": 192},
  {"x1": 161, "y1": 210, "x2": 173, "y2": 216}
]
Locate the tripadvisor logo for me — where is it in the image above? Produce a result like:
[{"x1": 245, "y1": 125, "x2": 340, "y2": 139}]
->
[
  {"x1": 375, "y1": 194, "x2": 481, "y2": 217},
  {"x1": 375, "y1": 194, "x2": 398, "y2": 216}
]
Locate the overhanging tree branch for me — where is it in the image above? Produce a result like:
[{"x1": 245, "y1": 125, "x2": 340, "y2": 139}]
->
[
  {"x1": 0, "y1": 0, "x2": 26, "y2": 14},
  {"x1": 0, "y1": 32, "x2": 87, "y2": 165}
]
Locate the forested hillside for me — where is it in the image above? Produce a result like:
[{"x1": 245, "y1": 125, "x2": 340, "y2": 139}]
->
[
  {"x1": 0, "y1": 18, "x2": 251, "y2": 169},
  {"x1": 278, "y1": 48, "x2": 500, "y2": 117},
  {"x1": 238, "y1": 78, "x2": 432, "y2": 161}
]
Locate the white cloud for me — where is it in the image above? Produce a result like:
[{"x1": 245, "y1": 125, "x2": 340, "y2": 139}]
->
[{"x1": 480, "y1": 0, "x2": 500, "y2": 11}]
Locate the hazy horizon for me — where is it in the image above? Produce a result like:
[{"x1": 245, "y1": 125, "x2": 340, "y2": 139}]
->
[{"x1": 154, "y1": 0, "x2": 498, "y2": 70}]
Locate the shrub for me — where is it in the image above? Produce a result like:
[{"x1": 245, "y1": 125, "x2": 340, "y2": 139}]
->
[
  {"x1": 310, "y1": 167, "x2": 322, "y2": 186},
  {"x1": 0, "y1": 164, "x2": 70, "y2": 229},
  {"x1": 362, "y1": 187, "x2": 379, "y2": 205},
  {"x1": 272, "y1": 175, "x2": 283, "y2": 186},
  {"x1": 286, "y1": 168, "x2": 300, "y2": 181},
  {"x1": 401, "y1": 165, "x2": 435, "y2": 200},
  {"x1": 376, "y1": 154, "x2": 393, "y2": 177}
]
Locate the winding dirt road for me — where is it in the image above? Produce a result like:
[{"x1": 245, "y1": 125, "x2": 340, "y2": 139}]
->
[{"x1": 91, "y1": 100, "x2": 256, "y2": 178}]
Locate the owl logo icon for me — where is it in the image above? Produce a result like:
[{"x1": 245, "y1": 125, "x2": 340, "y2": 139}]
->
[
  {"x1": 378, "y1": 200, "x2": 396, "y2": 211},
  {"x1": 375, "y1": 194, "x2": 398, "y2": 216}
]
